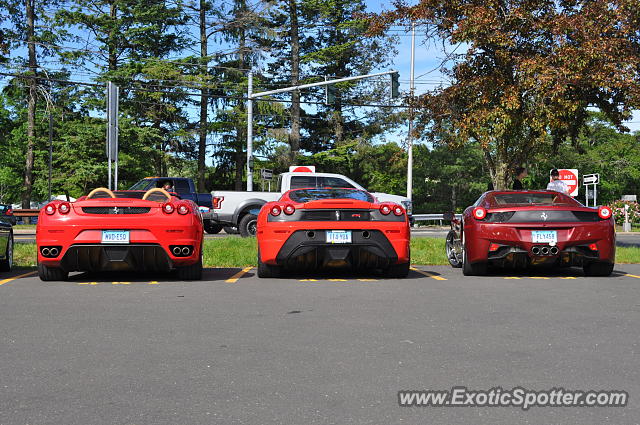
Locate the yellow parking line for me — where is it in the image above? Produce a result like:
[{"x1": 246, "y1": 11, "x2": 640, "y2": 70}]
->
[
  {"x1": 560, "y1": 277, "x2": 577, "y2": 280},
  {"x1": 328, "y1": 279, "x2": 347, "y2": 282},
  {"x1": 112, "y1": 281, "x2": 131, "y2": 285},
  {"x1": 528, "y1": 277, "x2": 550, "y2": 280},
  {"x1": 148, "y1": 281, "x2": 159, "y2": 284},
  {"x1": 226, "y1": 266, "x2": 253, "y2": 283},
  {"x1": 504, "y1": 277, "x2": 521, "y2": 280},
  {"x1": 358, "y1": 278, "x2": 378, "y2": 282},
  {"x1": 0, "y1": 270, "x2": 37, "y2": 286},
  {"x1": 78, "y1": 282, "x2": 99, "y2": 285},
  {"x1": 411, "y1": 267, "x2": 447, "y2": 281},
  {"x1": 300, "y1": 279, "x2": 318, "y2": 282},
  {"x1": 625, "y1": 274, "x2": 640, "y2": 279}
]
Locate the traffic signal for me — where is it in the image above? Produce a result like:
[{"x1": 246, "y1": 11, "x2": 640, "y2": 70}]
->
[
  {"x1": 391, "y1": 72, "x2": 400, "y2": 98},
  {"x1": 326, "y1": 84, "x2": 337, "y2": 105}
]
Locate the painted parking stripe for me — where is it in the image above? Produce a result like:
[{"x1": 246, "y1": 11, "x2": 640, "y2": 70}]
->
[
  {"x1": 410, "y1": 267, "x2": 447, "y2": 281},
  {"x1": 625, "y1": 274, "x2": 640, "y2": 279},
  {"x1": 504, "y1": 277, "x2": 522, "y2": 279},
  {"x1": 358, "y1": 278, "x2": 377, "y2": 282},
  {"x1": 0, "y1": 270, "x2": 37, "y2": 285},
  {"x1": 226, "y1": 266, "x2": 253, "y2": 283}
]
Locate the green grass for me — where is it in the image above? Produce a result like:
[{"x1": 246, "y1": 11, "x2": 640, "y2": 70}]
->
[
  {"x1": 14, "y1": 243, "x2": 38, "y2": 267},
  {"x1": 11, "y1": 238, "x2": 640, "y2": 268},
  {"x1": 13, "y1": 224, "x2": 36, "y2": 230}
]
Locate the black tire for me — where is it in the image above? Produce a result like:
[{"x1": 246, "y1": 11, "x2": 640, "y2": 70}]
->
[
  {"x1": 203, "y1": 221, "x2": 222, "y2": 234},
  {"x1": 223, "y1": 226, "x2": 239, "y2": 235},
  {"x1": 257, "y1": 249, "x2": 281, "y2": 278},
  {"x1": 38, "y1": 262, "x2": 68, "y2": 281},
  {"x1": 238, "y1": 214, "x2": 258, "y2": 238},
  {"x1": 177, "y1": 255, "x2": 203, "y2": 280},
  {"x1": 385, "y1": 261, "x2": 410, "y2": 278},
  {"x1": 462, "y1": 247, "x2": 487, "y2": 276},
  {"x1": 0, "y1": 234, "x2": 13, "y2": 272},
  {"x1": 446, "y1": 230, "x2": 462, "y2": 268},
  {"x1": 583, "y1": 261, "x2": 614, "y2": 277}
]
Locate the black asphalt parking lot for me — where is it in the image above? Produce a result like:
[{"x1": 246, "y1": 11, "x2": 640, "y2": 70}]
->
[{"x1": 1, "y1": 265, "x2": 639, "y2": 424}]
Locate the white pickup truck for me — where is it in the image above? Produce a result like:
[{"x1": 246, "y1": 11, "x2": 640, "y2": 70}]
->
[{"x1": 211, "y1": 171, "x2": 413, "y2": 237}]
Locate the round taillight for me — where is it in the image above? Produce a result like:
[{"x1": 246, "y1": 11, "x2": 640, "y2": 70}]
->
[
  {"x1": 379, "y1": 204, "x2": 391, "y2": 215},
  {"x1": 163, "y1": 203, "x2": 175, "y2": 214},
  {"x1": 393, "y1": 205, "x2": 404, "y2": 216},
  {"x1": 473, "y1": 207, "x2": 487, "y2": 220},
  {"x1": 283, "y1": 204, "x2": 296, "y2": 215},
  {"x1": 177, "y1": 204, "x2": 189, "y2": 215},
  {"x1": 58, "y1": 202, "x2": 70, "y2": 214},
  {"x1": 598, "y1": 206, "x2": 612, "y2": 219},
  {"x1": 270, "y1": 205, "x2": 282, "y2": 216},
  {"x1": 44, "y1": 204, "x2": 56, "y2": 215}
]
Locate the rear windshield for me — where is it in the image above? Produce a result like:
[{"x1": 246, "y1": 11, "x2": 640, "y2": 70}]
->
[
  {"x1": 487, "y1": 192, "x2": 581, "y2": 207},
  {"x1": 288, "y1": 189, "x2": 374, "y2": 203}
]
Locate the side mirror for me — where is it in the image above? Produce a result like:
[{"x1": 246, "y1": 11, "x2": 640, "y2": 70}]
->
[{"x1": 443, "y1": 212, "x2": 454, "y2": 221}]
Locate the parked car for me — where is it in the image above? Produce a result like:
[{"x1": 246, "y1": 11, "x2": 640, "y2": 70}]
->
[
  {"x1": 212, "y1": 170, "x2": 413, "y2": 237},
  {"x1": 129, "y1": 177, "x2": 219, "y2": 234},
  {"x1": 0, "y1": 204, "x2": 17, "y2": 226},
  {"x1": 256, "y1": 188, "x2": 410, "y2": 278},
  {"x1": 0, "y1": 213, "x2": 12, "y2": 272},
  {"x1": 445, "y1": 190, "x2": 616, "y2": 276},
  {"x1": 36, "y1": 187, "x2": 204, "y2": 281}
]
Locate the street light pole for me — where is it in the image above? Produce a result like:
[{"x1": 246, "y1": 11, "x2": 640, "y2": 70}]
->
[
  {"x1": 407, "y1": 22, "x2": 416, "y2": 201},
  {"x1": 245, "y1": 69, "x2": 399, "y2": 191},
  {"x1": 246, "y1": 72, "x2": 254, "y2": 191}
]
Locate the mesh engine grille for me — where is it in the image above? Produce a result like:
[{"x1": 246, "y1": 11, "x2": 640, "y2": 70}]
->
[
  {"x1": 82, "y1": 207, "x2": 151, "y2": 215},
  {"x1": 300, "y1": 210, "x2": 371, "y2": 221}
]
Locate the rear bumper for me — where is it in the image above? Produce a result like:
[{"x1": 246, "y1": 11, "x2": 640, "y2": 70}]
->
[
  {"x1": 37, "y1": 223, "x2": 202, "y2": 271},
  {"x1": 464, "y1": 220, "x2": 615, "y2": 265},
  {"x1": 259, "y1": 222, "x2": 410, "y2": 269},
  {"x1": 56, "y1": 244, "x2": 173, "y2": 273}
]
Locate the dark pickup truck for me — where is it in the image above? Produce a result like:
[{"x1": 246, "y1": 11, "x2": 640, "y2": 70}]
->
[{"x1": 129, "y1": 177, "x2": 221, "y2": 234}]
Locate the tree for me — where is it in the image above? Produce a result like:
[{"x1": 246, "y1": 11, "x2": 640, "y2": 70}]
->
[{"x1": 371, "y1": 0, "x2": 640, "y2": 189}]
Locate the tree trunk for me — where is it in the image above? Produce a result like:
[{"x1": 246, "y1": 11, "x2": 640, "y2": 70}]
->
[
  {"x1": 288, "y1": 0, "x2": 301, "y2": 163},
  {"x1": 108, "y1": 2, "x2": 117, "y2": 71},
  {"x1": 22, "y1": 0, "x2": 36, "y2": 209},
  {"x1": 197, "y1": 0, "x2": 208, "y2": 192}
]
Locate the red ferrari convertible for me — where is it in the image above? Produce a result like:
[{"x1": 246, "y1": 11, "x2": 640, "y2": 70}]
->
[
  {"x1": 445, "y1": 191, "x2": 615, "y2": 276},
  {"x1": 257, "y1": 188, "x2": 410, "y2": 278},
  {"x1": 36, "y1": 187, "x2": 204, "y2": 281}
]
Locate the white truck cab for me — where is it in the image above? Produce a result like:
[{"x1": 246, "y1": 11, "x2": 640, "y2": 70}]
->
[{"x1": 211, "y1": 168, "x2": 413, "y2": 237}]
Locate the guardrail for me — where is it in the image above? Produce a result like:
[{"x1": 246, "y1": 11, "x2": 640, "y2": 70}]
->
[{"x1": 413, "y1": 213, "x2": 462, "y2": 222}]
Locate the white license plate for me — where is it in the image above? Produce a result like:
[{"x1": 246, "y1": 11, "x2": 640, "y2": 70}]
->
[
  {"x1": 532, "y1": 230, "x2": 557, "y2": 244},
  {"x1": 326, "y1": 230, "x2": 352, "y2": 244},
  {"x1": 101, "y1": 230, "x2": 130, "y2": 244}
]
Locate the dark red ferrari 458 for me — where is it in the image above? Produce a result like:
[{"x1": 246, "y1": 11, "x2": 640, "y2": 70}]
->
[
  {"x1": 257, "y1": 188, "x2": 410, "y2": 278},
  {"x1": 36, "y1": 187, "x2": 204, "y2": 281},
  {"x1": 445, "y1": 191, "x2": 615, "y2": 276}
]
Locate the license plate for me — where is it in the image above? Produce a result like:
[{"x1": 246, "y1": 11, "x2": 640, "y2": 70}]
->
[
  {"x1": 326, "y1": 230, "x2": 352, "y2": 244},
  {"x1": 101, "y1": 230, "x2": 130, "y2": 244},
  {"x1": 532, "y1": 230, "x2": 557, "y2": 244}
]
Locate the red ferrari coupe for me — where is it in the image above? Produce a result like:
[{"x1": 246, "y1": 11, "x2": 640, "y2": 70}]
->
[
  {"x1": 446, "y1": 191, "x2": 615, "y2": 276},
  {"x1": 36, "y1": 187, "x2": 204, "y2": 281},
  {"x1": 256, "y1": 188, "x2": 410, "y2": 278}
]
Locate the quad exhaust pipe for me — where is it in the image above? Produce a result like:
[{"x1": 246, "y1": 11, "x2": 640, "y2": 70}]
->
[
  {"x1": 531, "y1": 246, "x2": 559, "y2": 256},
  {"x1": 40, "y1": 246, "x2": 60, "y2": 258},
  {"x1": 171, "y1": 245, "x2": 193, "y2": 257}
]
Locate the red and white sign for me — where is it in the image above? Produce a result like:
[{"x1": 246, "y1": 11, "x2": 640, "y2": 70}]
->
[
  {"x1": 550, "y1": 169, "x2": 579, "y2": 197},
  {"x1": 289, "y1": 165, "x2": 316, "y2": 173}
]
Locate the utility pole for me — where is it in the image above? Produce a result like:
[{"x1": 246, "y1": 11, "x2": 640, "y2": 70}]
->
[
  {"x1": 246, "y1": 69, "x2": 399, "y2": 191},
  {"x1": 407, "y1": 22, "x2": 416, "y2": 201},
  {"x1": 48, "y1": 111, "x2": 53, "y2": 202}
]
